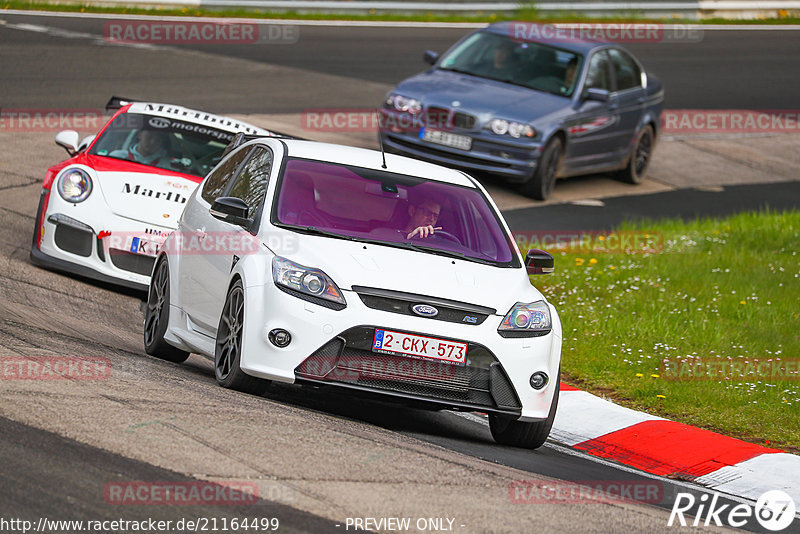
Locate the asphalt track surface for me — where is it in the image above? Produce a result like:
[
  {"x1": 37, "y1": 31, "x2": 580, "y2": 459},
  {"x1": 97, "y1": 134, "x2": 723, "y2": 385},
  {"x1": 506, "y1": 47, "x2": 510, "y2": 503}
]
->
[{"x1": 1, "y1": 12, "x2": 798, "y2": 534}]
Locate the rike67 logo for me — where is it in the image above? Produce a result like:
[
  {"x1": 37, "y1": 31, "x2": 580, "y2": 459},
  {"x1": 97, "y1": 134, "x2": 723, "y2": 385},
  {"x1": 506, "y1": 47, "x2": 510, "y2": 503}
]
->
[{"x1": 669, "y1": 490, "x2": 796, "y2": 531}]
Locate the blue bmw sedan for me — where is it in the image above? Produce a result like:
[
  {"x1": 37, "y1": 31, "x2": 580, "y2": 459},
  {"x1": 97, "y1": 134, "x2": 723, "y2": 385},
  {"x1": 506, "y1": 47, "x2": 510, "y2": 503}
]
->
[{"x1": 379, "y1": 22, "x2": 664, "y2": 200}]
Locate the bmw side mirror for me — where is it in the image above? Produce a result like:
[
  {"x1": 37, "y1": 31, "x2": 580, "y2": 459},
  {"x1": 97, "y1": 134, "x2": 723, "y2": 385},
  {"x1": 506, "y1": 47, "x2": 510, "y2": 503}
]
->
[
  {"x1": 525, "y1": 249, "x2": 554, "y2": 275},
  {"x1": 210, "y1": 197, "x2": 250, "y2": 227},
  {"x1": 423, "y1": 50, "x2": 439, "y2": 65},
  {"x1": 55, "y1": 130, "x2": 80, "y2": 156},
  {"x1": 584, "y1": 88, "x2": 610, "y2": 102}
]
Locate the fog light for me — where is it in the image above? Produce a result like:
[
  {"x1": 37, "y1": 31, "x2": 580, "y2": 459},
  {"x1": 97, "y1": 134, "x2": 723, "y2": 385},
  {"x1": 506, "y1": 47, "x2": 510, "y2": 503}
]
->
[
  {"x1": 530, "y1": 372, "x2": 548, "y2": 390},
  {"x1": 269, "y1": 329, "x2": 291, "y2": 347}
]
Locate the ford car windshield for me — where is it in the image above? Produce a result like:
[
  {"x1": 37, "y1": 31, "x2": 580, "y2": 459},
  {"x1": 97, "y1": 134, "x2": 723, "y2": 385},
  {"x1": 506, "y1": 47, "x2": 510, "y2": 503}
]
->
[
  {"x1": 438, "y1": 31, "x2": 583, "y2": 97},
  {"x1": 89, "y1": 113, "x2": 237, "y2": 178},
  {"x1": 273, "y1": 158, "x2": 519, "y2": 267}
]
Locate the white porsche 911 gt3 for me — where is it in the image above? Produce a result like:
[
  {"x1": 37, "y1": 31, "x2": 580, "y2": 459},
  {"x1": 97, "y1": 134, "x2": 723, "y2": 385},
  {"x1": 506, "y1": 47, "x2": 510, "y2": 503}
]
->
[
  {"x1": 30, "y1": 97, "x2": 274, "y2": 291},
  {"x1": 144, "y1": 136, "x2": 562, "y2": 448}
]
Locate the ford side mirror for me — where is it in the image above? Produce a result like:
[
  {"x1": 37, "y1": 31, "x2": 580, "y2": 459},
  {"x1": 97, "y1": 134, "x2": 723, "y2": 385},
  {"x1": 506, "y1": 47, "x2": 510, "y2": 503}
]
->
[
  {"x1": 584, "y1": 88, "x2": 610, "y2": 102},
  {"x1": 525, "y1": 249, "x2": 554, "y2": 275},
  {"x1": 210, "y1": 197, "x2": 250, "y2": 227},
  {"x1": 55, "y1": 130, "x2": 80, "y2": 156},
  {"x1": 423, "y1": 50, "x2": 439, "y2": 65}
]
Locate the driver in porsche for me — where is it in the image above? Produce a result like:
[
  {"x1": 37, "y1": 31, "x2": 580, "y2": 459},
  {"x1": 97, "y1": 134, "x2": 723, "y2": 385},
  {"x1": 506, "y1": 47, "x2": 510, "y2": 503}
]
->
[{"x1": 112, "y1": 129, "x2": 170, "y2": 166}]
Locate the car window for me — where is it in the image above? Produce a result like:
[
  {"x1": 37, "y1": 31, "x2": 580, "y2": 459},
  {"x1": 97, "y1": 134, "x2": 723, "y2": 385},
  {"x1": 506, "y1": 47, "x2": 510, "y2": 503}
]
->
[
  {"x1": 201, "y1": 148, "x2": 251, "y2": 204},
  {"x1": 226, "y1": 146, "x2": 273, "y2": 218},
  {"x1": 608, "y1": 49, "x2": 642, "y2": 91},
  {"x1": 89, "y1": 113, "x2": 237, "y2": 178},
  {"x1": 274, "y1": 158, "x2": 518, "y2": 267},
  {"x1": 584, "y1": 51, "x2": 611, "y2": 91}
]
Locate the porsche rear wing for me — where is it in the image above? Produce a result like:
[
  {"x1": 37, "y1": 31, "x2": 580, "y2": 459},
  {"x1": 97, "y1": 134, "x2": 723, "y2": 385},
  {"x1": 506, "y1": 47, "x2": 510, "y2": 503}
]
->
[{"x1": 105, "y1": 96, "x2": 140, "y2": 111}]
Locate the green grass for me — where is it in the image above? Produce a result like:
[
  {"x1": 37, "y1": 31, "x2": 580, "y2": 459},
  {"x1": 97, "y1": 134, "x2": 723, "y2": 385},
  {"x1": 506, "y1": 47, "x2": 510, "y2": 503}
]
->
[
  {"x1": 4, "y1": 0, "x2": 800, "y2": 24},
  {"x1": 528, "y1": 210, "x2": 800, "y2": 452}
]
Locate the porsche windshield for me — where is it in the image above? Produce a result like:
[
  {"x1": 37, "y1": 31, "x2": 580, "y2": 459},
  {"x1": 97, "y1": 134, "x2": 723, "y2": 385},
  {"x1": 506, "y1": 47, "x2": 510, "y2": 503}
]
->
[
  {"x1": 89, "y1": 113, "x2": 236, "y2": 178},
  {"x1": 438, "y1": 31, "x2": 583, "y2": 97},
  {"x1": 273, "y1": 158, "x2": 519, "y2": 267}
]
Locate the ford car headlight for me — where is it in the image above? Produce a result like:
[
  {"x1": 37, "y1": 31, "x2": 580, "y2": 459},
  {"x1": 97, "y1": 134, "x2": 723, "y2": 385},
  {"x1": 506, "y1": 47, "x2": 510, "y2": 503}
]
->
[
  {"x1": 486, "y1": 119, "x2": 535, "y2": 139},
  {"x1": 385, "y1": 94, "x2": 422, "y2": 115},
  {"x1": 272, "y1": 257, "x2": 346, "y2": 306},
  {"x1": 57, "y1": 168, "x2": 93, "y2": 203},
  {"x1": 499, "y1": 301, "x2": 552, "y2": 337}
]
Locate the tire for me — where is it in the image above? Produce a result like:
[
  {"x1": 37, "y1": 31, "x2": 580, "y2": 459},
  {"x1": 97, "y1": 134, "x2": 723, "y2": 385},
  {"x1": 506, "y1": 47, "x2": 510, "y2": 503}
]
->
[
  {"x1": 214, "y1": 279, "x2": 269, "y2": 395},
  {"x1": 143, "y1": 258, "x2": 190, "y2": 363},
  {"x1": 489, "y1": 370, "x2": 560, "y2": 449},
  {"x1": 616, "y1": 125, "x2": 654, "y2": 184},
  {"x1": 518, "y1": 137, "x2": 563, "y2": 201}
]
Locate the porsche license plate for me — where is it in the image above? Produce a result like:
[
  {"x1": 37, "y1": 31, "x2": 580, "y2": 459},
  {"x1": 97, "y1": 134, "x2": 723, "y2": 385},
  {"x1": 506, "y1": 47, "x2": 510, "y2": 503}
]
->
[
  {"x1": 421, "y1": 129, "x2": 472, "y2": 151},
  {"x1": 372, "y1": 329, "x2": 467, "y2": 366}
]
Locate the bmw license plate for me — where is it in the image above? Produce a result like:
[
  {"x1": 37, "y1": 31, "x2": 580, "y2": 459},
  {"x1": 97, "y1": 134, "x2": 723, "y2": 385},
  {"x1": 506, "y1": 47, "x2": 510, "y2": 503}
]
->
[
  {"x1": 421, "y1": 128, "x2": 472, "y2": 151},
  {"x1": 372, "y1": 329, "x2": 467, "y2": 366}
]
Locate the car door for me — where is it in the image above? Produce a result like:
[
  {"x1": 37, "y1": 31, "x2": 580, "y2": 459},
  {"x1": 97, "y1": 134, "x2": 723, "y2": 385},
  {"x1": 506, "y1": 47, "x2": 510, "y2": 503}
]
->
[
  {"x1": 564, "y1": 50, "x2": 621, "y2": 172},
  {"x1": 179, "y1": 146, "x2": 253, "y2": 334},
  {"x1": 192, "y1": 144, "x2": 275, "y2": 335},
  {"x1": 607, "y1": 48, "x2": 647, "y2": 166}
]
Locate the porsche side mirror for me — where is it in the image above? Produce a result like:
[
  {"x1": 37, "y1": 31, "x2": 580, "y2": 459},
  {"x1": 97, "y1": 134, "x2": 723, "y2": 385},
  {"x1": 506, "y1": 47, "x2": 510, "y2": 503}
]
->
[
  {"x1": 55, "y1": 130, "x2": 80, "y2": 156},
  {"x1": 584, "y1": 88, "x2": 610, "y2": 103},
  {"x1": 525, "y1": 249, "x2": 554, "y2": 275},
  {"x1": 210, "y1": 197, "x2": 250, "y2": 227},
  {"x1": 423, "y1": 50, "x2": 439, "y2": 65}
]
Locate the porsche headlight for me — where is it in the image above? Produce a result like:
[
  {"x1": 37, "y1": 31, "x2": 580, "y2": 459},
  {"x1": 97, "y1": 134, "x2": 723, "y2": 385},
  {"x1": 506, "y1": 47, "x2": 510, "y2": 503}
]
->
[
  {"x1": 385, "y1": 94, "x2": 422, "y2": 115},
  {"x1": 499, "y1": 301, "x2": 552, "y2": 336},
  {"x1": 57, "y1": 168, "x2": 93, "y2": 203},
  {"x1": 486, "y1": 119, "x2": 536, "y2": 139},
  {"x1": 272, "y1": 257, "x2": 346, "y2": 306}
]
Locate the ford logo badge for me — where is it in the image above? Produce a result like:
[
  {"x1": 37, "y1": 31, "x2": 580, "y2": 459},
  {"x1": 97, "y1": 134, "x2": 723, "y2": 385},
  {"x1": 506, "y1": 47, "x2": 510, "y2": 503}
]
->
[{"x1": 412, "y1": 304, "x2": 439, "y2": 317}]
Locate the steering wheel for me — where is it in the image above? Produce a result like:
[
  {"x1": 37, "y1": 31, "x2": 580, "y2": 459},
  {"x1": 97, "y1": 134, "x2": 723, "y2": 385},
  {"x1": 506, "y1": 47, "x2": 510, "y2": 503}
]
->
[{"x1": 432, "y1": 230, "x2": 462, "y2": 245}]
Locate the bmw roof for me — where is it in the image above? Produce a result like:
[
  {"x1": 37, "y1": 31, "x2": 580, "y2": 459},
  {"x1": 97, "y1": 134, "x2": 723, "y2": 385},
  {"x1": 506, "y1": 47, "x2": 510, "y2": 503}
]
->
[{"x1": 484, "y1": 21, "x2": 608, "y2": 55}]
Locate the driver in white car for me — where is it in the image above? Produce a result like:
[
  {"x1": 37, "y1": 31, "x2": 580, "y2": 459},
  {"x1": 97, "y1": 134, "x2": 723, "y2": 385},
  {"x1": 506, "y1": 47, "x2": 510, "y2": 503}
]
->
[{"x1": 403, "y1": 198, "x2": 442, "y2": 240}]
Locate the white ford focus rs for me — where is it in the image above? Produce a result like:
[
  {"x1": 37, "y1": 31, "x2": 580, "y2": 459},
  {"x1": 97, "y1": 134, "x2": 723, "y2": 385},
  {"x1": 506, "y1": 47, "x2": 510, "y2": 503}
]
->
[{"x1": 145, "y1": 136, "x2": 562, "y2": 448}]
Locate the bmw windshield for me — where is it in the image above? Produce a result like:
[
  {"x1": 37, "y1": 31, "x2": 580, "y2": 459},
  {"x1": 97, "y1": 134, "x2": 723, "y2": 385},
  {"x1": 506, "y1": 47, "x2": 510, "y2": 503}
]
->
[
  {"x1": 273, "y1": 158, "x2": 520, "y2": 267},
  {"x1": 438, "y1": 31, "x2": 583, "y2": 97},
  {"x1": 89, "y1": 113, "x2": 237, "y2": 178}
]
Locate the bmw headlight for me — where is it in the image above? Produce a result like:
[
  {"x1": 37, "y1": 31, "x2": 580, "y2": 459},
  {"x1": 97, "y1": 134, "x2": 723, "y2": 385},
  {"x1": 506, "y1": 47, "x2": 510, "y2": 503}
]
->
[
  {"x1": 57, "y1": 168, "x2": 93, "y2": 203},
  {"x1": 272, "y1": 257, "x2": 346, "y2": 306},
  {"x1": 385, "y1": 94, "x2": 422, "y2": 115},
  {"x1": 499, "y1": 301, "x2": 552, "y2": 337},
  {"x1": 486, "y1": 119, "x2": 535, "y2": 139}
]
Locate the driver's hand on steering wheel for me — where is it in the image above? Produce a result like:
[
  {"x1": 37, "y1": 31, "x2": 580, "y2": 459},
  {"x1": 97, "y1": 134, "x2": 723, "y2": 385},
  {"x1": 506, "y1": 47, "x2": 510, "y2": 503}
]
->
[{"x1": 406, "y1": 225, "x2": 442, "y2": 240}]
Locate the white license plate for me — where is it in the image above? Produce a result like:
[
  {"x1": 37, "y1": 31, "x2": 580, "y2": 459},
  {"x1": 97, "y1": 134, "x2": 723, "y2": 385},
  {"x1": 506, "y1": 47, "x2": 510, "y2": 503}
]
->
[
  {"x1": 372, "y1": 329, "x2": 467, "y2": 366},
  {"x1": 421, "y1": 129, "x2": 472, "y2": 151}
]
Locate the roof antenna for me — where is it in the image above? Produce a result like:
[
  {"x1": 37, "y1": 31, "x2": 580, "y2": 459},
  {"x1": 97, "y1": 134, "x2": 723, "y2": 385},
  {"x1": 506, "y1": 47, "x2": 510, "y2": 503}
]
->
[{"x1": 376, "y1": 110, "x2": 388, "y2": 169}]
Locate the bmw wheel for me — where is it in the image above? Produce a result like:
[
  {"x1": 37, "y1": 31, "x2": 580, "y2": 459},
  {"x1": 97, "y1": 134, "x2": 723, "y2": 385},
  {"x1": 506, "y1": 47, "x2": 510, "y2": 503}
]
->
[
  {"x1": 616, "y1": 125, "x2": 654, "y2": 184},
  {"x1": 144, "y1": 258, "x2": 190, "y2": 363},
  {"x1": 215, "y1": 279, "x2": 269, "y2": 395},
  {"x1": 518, "y1": 137, "x2": 563, "y2": 201}
]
